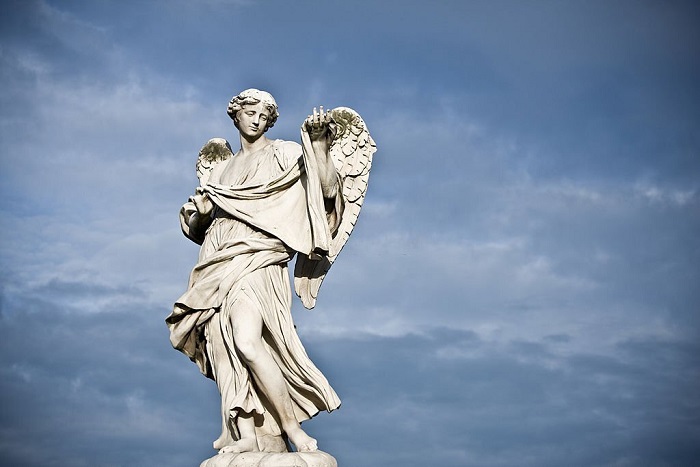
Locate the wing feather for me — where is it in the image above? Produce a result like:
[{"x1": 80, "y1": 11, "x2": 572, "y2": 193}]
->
[{"x1": 196, "y1": 138, "x2": 233, "y2": 185}]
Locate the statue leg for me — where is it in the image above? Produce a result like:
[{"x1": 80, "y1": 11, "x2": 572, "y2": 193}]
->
[
  {"x1": 231, "y1": 301, "x2": 318, "y2": 452},
  {"x1": 206, "y1": 313, "x2": 259, "y2": 453}
]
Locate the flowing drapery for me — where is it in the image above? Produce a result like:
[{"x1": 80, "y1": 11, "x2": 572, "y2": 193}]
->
[{"x1": 166, "y1": 140, "x2": 340, "y2": 450}]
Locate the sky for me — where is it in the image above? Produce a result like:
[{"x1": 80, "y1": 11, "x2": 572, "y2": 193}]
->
[{"x1": 1, "y1": 0, "x2": 699, "y2": 466}]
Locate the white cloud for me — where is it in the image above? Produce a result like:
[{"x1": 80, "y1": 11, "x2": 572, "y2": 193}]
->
[
  {"x1": 634, "y1": 181, "x2": 697, "y2": 206},
  {"x1": 1, "y1": 2, "x2": 698, "y2": 466}
]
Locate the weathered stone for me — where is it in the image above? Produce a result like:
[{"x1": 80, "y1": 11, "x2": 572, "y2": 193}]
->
[{"x1": 200, "y1": 450, "x2": 338, "y2": 467}]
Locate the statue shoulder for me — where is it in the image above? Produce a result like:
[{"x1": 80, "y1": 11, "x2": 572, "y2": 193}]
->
[{"x1": 273, "y1": 139, "x2": 302, "y2": 168}]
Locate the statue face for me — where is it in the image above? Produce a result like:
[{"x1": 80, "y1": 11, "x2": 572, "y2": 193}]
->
[{"x1": 236, "y1": 102, "x2": 270, "y2": 139}]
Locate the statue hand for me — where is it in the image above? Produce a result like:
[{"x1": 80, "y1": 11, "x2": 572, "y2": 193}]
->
[
  {"x1": 305, "y1": 106, "x2": 335, "y2": 143},
  {"x1": 192, "y1": 190, "x2": 213, "y2": 216}
]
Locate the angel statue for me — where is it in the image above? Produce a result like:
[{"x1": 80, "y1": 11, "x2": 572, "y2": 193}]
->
[{"x1": 166, "y1": 89, "x2": 376, "y2": 457}]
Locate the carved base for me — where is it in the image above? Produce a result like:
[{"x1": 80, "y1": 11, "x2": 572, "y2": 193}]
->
[{"x1": 200, "y1": 451, "x2": 338, "y2": 467}]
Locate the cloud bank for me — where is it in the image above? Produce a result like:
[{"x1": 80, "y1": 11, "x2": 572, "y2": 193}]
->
[{"x1": 1, "y1": 1, "x2": 699, "y2": 466}]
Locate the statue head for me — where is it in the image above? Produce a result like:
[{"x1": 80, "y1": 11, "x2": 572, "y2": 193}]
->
[{"x1": 227, "y1": 89, "x2": 279, "y2": 132}]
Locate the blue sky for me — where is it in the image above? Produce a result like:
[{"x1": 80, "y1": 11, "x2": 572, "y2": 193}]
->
[{"x1": 1, "y1": 1, "x2": 699, "y2": 466}]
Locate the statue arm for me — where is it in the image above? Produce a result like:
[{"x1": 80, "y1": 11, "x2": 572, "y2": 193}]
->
[
  {"x1": 294, "y1": 106, "x2": 376, "y2": 309},
  {"x1": 181, "y1": 137, "x2": 231, "y2": 245},
  {"x1": 313, "y1": 139, "x2": 338, "y2": 200},
  {"x1": 179, "y1": 193, "x2": 214, "y2": 245},
  {"x1": 306, "y1": 107, "x2": 338, "y2": 200}
]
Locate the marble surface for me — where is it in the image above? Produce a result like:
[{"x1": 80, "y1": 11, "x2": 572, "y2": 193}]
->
[
  {"x1": 168, "y1": 89, "x2": 375, "y2": 457},
  {"x1": 200, "y1": 450, "x2": 338, "y2": 467}
]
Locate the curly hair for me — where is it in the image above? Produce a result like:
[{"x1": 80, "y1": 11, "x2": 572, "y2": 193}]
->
[{"x1": 227, "y1": 89, "x2": 279, "y2": 132}]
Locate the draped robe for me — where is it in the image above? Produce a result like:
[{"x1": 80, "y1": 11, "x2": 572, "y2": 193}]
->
[{"x1": 166, "y1": 139, "x2": 341, "y2": 451}]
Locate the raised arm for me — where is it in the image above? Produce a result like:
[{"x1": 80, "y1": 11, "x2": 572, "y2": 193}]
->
[
  {"x1": 305, "y1": 107, "x2": 338, "y2": 199},
  {"x1": 294, "y1": 106, "x2": 376, "y2": 309}
]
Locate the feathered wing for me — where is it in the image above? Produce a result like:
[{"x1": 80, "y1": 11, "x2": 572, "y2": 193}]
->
[
  {"x1": 180, "y1": 138, "x2": 234, "y2": 245},
  {"x1": 196, "y1": 138, "x2": 233, "y2": 185},
  {"x1": 294, "y1": 107, "x2": 377, "y2": 309}
]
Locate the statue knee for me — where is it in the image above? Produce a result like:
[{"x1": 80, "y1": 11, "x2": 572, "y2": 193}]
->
[{"x1": 234, "y1": 336, "x2": 260, "y2": 364}]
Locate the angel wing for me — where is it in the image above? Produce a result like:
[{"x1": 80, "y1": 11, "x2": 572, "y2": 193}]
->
[
  {"x1": 294, "y1": 107, "x2": 377, "y2": 309},
  {"x1": 196, "y1": 137, "x2": 233, "y2": 185}
]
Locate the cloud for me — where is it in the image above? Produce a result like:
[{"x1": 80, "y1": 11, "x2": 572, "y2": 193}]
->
[
  {"x1": 3, "y1": 310, "x2": 697, "y2": 466},
  {"x1": 301, "y1": 113, "x2": 699, "y2": 349},
  {"x1": 1, "y1": 1, "x2": 699, "y2": 466},
  {"x1": 301, "y1": 328, "x2": 700, "y2": 466},
  {"x1": 0, "y1": 278, "x2": 219, "y2": 466}
]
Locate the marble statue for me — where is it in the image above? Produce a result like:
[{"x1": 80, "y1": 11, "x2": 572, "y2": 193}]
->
[{"x1": 166, "y1": 89, "x2": 375, "y2": 465}]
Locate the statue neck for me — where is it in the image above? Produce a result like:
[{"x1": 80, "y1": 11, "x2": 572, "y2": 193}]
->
[{"x1": 239, "y1": 134, "x2": 271, "y2": 157}]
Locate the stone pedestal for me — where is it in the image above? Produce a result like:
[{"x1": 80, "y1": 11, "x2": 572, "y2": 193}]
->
[{"x1": 200, "y1": 451, "x2": 337, "y2": 467}]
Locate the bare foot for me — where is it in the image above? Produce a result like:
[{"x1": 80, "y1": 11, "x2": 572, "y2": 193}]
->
[
  {"x1": 219, "y1": 438, "x2": 259, "y2": 454},
  {"x1": 212, "y1": 430, "x2": 235, "y2": 450},
  {"x1": 286, "y1": 427, "x2": 318, "y2": 452}
]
